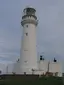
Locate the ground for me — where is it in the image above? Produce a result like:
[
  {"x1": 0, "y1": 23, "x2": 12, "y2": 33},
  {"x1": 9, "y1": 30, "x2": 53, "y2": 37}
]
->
[{"x1": 0, "y1": 74, "x2": 63, "y2": 85}]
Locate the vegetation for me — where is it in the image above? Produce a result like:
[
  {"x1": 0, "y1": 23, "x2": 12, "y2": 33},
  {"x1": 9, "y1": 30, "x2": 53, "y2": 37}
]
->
[{"x1": 0, "y1": 75, "x2": 63, "y2": 85}]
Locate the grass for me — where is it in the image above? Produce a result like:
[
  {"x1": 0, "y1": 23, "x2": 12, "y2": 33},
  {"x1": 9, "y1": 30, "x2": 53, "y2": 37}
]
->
[{"x1": 0, "y1": 75, "x2": 63, "y2": 85}]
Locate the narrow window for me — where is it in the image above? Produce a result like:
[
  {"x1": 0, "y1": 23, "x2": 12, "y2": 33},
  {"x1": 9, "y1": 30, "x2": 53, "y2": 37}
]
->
[
  {"x1": 26, "y1": 25, "x2": 28, "y2": 27},
  {"x1": 25, "y1": 33, "x2": 28, "y2": 36},
  {"x1": 24, "y1": 72, "x2": 26, "y2": 75}
]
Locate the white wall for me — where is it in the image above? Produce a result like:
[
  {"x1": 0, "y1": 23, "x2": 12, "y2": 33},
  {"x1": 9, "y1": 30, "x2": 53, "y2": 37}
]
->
[
  {"x1": 0, "y1": 63, "x2": 7, "y2": 74},
  {"x1": 49, "y1": 62, "x2": 62, "y2": 77},
  {"x1": 19, "y1": 16, "x2": 38, "y2": 74},
  {"x1": 13, "y1": 61, "x2": 20, "y2": 74},
  {"x1": 38, "y1": 60, "x2": 48, "y2": 74},
  {"x1": 13, "y1": 60, "x2": 62, "y2": 77},
  {"x1": 7, "y1": 63, "x2": 14, "y2": 74}
]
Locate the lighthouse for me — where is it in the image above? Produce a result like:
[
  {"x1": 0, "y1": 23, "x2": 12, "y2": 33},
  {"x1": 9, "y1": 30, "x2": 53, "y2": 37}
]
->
[
  {"x1": 13, "y1": 7, "x2": 62, "y2": 77},
  {"x1": 18, "y1": 7, "x2": 38, "y2": 74}
]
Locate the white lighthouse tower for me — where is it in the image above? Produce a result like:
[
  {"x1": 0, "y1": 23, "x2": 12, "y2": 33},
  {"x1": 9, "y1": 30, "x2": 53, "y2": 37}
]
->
[{"x1": 18, "y1": 7, "x2": 38, "y2": 74}]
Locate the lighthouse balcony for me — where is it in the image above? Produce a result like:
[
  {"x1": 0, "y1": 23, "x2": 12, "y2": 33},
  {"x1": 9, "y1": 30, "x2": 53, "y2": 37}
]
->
[
  {"x1": 22, "y1": 15, "x2": 37, "y2": 20},
  {"x1": 21, "y1": 18, "x2": 38, "y2": 26}
]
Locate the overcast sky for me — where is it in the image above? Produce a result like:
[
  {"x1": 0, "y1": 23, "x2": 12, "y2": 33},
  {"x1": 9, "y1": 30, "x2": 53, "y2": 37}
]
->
[{"x1": 0, "y1": 0, "x2": 64, "y2": 71}]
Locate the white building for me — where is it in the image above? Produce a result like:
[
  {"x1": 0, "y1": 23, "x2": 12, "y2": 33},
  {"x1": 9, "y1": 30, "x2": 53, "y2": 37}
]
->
[
  {"x1": 13, "y1": 7, "x2": 62, "y2": 77},
  {"x1": 7, "y1": 63, "x2": 14, "y2": 74},
  {"x1": 49, "y1": 61, "x2": 62, "y2": 77},
  {"x1": 13, "y1": 59, "x2": 20, "y2": 74},
  {"x1": 37, "y1": 60, "x2": 48, "y2": 75},
  {"x1": 13, "y1": 57, "x2": 62, "y2": 77},
  {"x1": 14, "y1": 7, "x2": 38, "y2": 74},
  {"x1": 0, "y1": 63, "x2": 7, "y2": 74}
]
